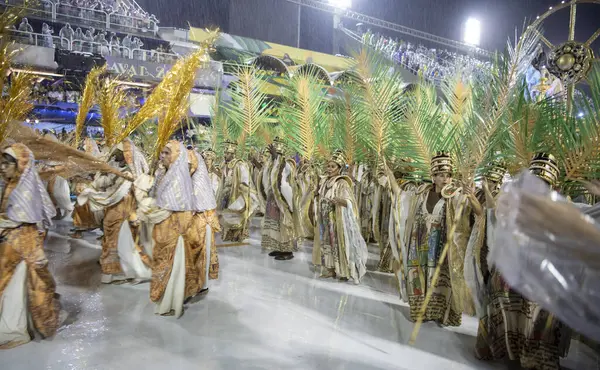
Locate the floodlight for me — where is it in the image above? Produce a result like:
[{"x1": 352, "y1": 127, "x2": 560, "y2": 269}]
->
[
  {"x1": 463, "y1": 18, "x2": 481, "y2": 46},
  {"x1": 328, "y1": 0, "x2": 352, "y2": 9}
]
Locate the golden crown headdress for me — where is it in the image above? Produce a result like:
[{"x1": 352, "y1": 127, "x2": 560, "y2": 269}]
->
[
  {"x1": 202, "y1": 148, "x2": 216, "y2": 160},
  {"x1": 430, "y1": 151, "x2": 454, "y2": 175},
  {"x1": 223, "y1": 140, "x2": 238, "y2": 154},
  {"x1": 272, "y1": 136, "x2": 285, "y2": 154},
  {"x1": 482, "y1": 160, "x2": 507, "y2": 183},
  {"x1": 330, "y1": 149, "x2": 346, "y2": 168},
  {"x1": 529, "y1": 153, "x2": 560, "y2": 187}
]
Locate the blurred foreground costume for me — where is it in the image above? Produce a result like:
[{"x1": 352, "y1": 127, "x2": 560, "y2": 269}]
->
[
  {"x1": 0, "y1": 144, "x2": 61, "y2": 348},
  {"x1": 475, "y1": 154, "x2": 571, "y2": 370}
]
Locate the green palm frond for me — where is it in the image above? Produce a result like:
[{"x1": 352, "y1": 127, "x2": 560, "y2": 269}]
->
[
  {"x1": 443, "y1": 24, "x2": 540, "y2": 182},
  {"x1": 391, "y1": 82, "x2": 450, "y2": 178},
  {"x1": 222, "y1": 65, "x2": 271, "y2": 155},
  {"x1": 278, "y1": 71, "x2": 328, "y2": 161},
  {"x1": 352, "y1": 48, "x2": 405, "y2": 160}
]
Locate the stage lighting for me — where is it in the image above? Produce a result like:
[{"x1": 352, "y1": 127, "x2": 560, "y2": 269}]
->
[
  {"x1": 328, "y1": 0, "x2": 351, "y2": 9},
  {"x1": 463, "y1": 18, "x2": 481, "y2": 46}
]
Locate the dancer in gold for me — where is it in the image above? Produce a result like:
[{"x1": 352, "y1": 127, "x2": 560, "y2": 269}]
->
[{"x1": 0, "y1": 144, "x2": 64, "y2": 348}]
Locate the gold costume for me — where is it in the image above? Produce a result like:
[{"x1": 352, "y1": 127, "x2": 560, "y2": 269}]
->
[
  {"x1": 150, "y1": 211, "x2": 201, "y2": 302},
  {"x1": 0, "y1": 144, "x2": 60, "y2": 348}
]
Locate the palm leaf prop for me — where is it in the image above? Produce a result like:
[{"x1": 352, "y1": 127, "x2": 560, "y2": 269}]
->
[
  {"x1": 391, "y1": 81, "x2": 449, "y2": 178},
  {"x1": 98, "y1": 78, "x2": 129, "y2": 147},
  {"x1": 152, "y1": 49, "x2": 207, "y2": 161},
  {"x1": 410, "y1": 26, "x2": 541, "y2": 345},
  {"x1": 444, "y1": 26, "x2": 540, "y2": 184},
  {"x1": 352, "y1": 48, "x2": 404, "y2": 160},
  {"x1": 545, "y1": 69, "x2": 600, "y2": 188},
  {"x1": 131, "y1": 120, "x2": 157, "y2": 157},
  {"x1": 0, "y1": 72, "x2": 35, "y2": 144},
  {"x1": 8, "y1": 122, "x2": 130, "y2": 180},
  {"x1": 278, "y1": 71, "x2": 328, "y2": 161},
  {"x1": 74, "y1": 65, "x2": 105, "y2": 148},
  {"x1": 208, "y1": 87, "x2": 233, "y2": 154},
  {"x1": 330, "y1": 82, "x2": 370, "y2": 164},
  {"x1": 222, "y1": 65, "x2": 271, "y2": 155},
  {"x1": 115, "y1": 30, "x2": 219, "y2": 144},
  {"x1": 496, "y1": 86, "x2": 554, "y2": 175}
]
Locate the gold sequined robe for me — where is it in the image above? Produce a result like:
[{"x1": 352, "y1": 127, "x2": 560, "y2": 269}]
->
[{"x1": 0, "y1": 182, "x2": 60, "y2": 348}]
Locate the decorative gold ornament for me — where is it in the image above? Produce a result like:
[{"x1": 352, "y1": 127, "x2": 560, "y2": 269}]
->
[
  {"x1": 529, "y1": 152, "x2": 560, "y2": 187},
  {"x1": 430, "y1": 151, "x2": 454, "y2": 176},
  {"x1": 330, "y1": 149, "x2": 347, "y2": 168},
  {"x1": 547, "y1": 41, "x2": 594, "y2": 85}
]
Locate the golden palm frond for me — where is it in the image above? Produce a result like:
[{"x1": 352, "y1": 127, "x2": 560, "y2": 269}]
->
[
  {"x1": 0, "y1": 71, "x2": 35, "y2": 144},
  {"x1": 75, "y1": 65, "x2": 105, "y2": 148},
  {"x1": 115, "y1": 31, "x2": 218, "y2": 144},
  {"x1": 153, "y1": 49, "x2": 207, "y2": 160},
  {"x1": 98, "y1": 78, "x2": 129, "y2": 147}
]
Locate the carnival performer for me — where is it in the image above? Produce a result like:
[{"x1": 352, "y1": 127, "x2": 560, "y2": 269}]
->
[
  {"x1": 217, "y1": 140, "x2": 257, "y2": 242},
  {"x1": 399, "y1": 152, "x2": 481, "y2": 326},
  {"x1": 132, "y1": 141, "x2": 205, "y2": 317},
  {"x1": 372, "y1": 162, "x2": 394, "y2": 272},
  {"x1": 294, "y1": 158, "x2": 319, "y2": 240},
  {"x1": 41, "y1": 132, "x2": 73, "y2": 220},
  {"x1": 251, "y1": 147, "x2": 270, "y2": 217},
  {"x1": 201, "y1": 148, "x2": 221, "y2": 198},
  {"x1": 188, "y1": 148, "x2": 220, "y2": 292},
  {"x1": 357, "y1": 163, "x2": 375, "y2": 242},
  {"x1": 313, "y1": 150, "x2": 368, "y2": 283},
  {"x1": 475, "y1": 153, "x2": 571, "y2": 370},
  {"x1": 0, "y1": 144, "x2": 65, "y2": 348},
  {"x1": 70, "y1": 137, "x2": 104, "y2": 239},
  {"x1": 77, "y1": 138, "x2": 151, "y2": 284},
  {"x1": 261, "y1": 138, "x2": 297, "y2": 260},
  {"x1": 385, "y1": 162, "x2": 421, "y2": 303}
]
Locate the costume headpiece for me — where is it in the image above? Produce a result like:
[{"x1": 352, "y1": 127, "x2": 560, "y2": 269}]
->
[
  {"x1": 272, "y1": 136, "x2": 285, "y2": 154},
  {"x1": 224, "y1": 140, "x2": 237, "y2": 154},
  {"x1": 529, "y1": 153, "x2": 560, "y2": 187},
  {"x1": 483, "y1": 160, "x2": 507, "y2": 183},
  {"x1": 430, "y1": 151, "x2": 453, "y2": 175},
  {"x1": 202, "y1": 148, "x2": 216, "y2": 160},
  {"x1": 330, "y1": 149, "x2": 346, "y2": 168}
]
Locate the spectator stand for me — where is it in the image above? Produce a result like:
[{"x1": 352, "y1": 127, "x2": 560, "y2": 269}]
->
[
  {"x1": 2, "y1": 0, "x2": 159, "y2": 38},
  {"x1": 9, "y1": 17, "x2": 178, "y2": 64}
]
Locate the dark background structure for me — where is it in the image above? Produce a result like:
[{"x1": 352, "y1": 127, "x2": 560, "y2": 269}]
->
[{"x1": 138, "y1": 0, "x2": 600, "y2": 54}]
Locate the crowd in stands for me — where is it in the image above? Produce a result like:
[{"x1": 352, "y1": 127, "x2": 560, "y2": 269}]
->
[
  {"x1": 357, "y1": 27, "x2": 490, "y2": 84},
  {"x1": 12, "y1": 18, "x2": 177, "y2": 63}
]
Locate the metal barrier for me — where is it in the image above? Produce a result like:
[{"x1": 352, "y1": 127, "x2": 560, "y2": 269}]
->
[
  {"x1": 3, "y1": 0, "x2": 157, "y2": 36},
  {"x1": 9, "y1": 29, "x2": 179, "y2": 63},
  {"x1": 9, "y1": 29, "x2": 65, "y2": 49}
]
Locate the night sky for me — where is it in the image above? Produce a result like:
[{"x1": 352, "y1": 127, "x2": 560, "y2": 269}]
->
[{"x1": 136, "y1": 0, "x2": 600, "y2": 54}]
